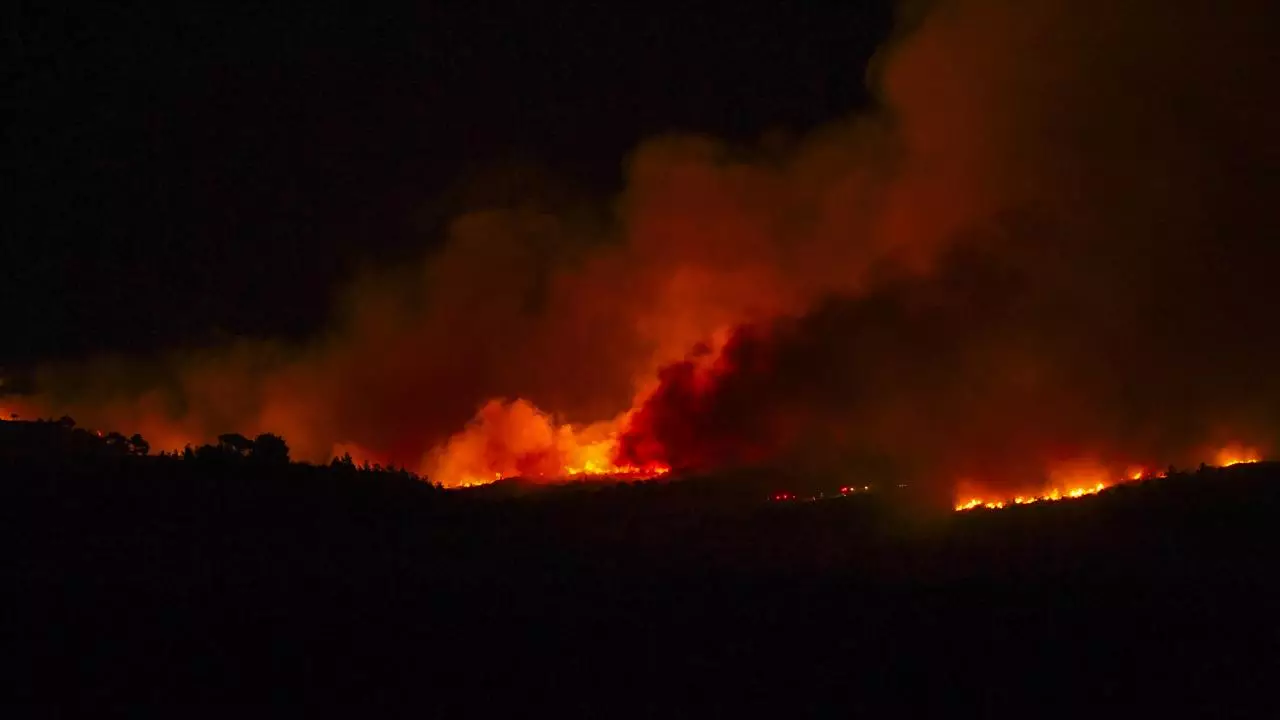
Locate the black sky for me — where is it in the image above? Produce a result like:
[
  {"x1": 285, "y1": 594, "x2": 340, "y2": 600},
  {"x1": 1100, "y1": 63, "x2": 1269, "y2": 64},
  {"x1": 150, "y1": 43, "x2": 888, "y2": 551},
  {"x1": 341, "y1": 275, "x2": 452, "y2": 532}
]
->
[{"x1": 6, "y1": 2, "x2": 893, "y2": 366}]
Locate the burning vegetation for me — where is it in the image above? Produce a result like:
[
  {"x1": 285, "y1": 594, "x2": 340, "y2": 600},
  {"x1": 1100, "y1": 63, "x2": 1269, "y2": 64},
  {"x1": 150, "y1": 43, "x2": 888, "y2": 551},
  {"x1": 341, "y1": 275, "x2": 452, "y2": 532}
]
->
[
  {"x1": 955, "y1": 482, "x2": 1109, "y2": 512},
  {"x1": 954, "y1": 449, "x2": 1267, "y2": 512}
]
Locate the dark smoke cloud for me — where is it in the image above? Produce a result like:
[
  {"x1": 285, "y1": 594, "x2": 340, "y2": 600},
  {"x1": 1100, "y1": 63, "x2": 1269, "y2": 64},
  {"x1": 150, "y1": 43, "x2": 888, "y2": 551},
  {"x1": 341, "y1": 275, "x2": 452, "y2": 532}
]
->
[
  {"x1": 7, "y1": 0, "x2": 1278, "y2": 492},
  {"x1": 620, "y1": 0, "x2": 1280, "y2": 497},
  {"x1": 619, "y1": 225, "x2": 1280, "y2": 500}
]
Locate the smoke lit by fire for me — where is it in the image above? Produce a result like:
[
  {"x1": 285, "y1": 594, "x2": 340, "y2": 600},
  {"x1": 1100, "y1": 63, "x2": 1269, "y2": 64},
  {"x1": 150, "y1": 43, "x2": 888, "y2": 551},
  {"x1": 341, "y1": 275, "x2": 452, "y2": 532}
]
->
[{"x1": 4, "y1": 0, "x2": 1279, "y2": 496}]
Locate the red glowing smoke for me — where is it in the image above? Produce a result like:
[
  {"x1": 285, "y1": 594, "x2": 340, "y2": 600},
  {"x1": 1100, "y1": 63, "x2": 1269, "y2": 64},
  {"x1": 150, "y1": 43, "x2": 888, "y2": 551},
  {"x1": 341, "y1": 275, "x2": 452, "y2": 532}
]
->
[{"x1": 4, "y1": 0, "x2": 1279, "y2": 497}]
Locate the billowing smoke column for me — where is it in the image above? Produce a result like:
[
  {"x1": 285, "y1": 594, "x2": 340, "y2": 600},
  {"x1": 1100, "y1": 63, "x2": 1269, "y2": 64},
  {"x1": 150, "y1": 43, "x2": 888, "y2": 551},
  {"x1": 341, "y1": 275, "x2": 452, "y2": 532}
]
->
[
  {"x1": 616, "y1": 235, "x2": 1280, "y2": 500},
  {"x1": 7, "y1": 0, "x2": 1279, "y2": 496},
  {"x1": 616, "y1": 327, "x2": 792, "y2": 474}
]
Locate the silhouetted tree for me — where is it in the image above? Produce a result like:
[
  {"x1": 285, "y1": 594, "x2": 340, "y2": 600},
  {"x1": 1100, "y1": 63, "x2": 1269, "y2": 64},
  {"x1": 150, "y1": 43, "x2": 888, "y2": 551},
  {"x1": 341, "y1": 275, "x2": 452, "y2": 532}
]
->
[
  {"x1": 128, "y1": 433, "x2": 150, "y2": 456},
  {"x1": 332, "y1": 452, "x2": 356, "y2": 472},
  {"x1": 251, "y1": 433, "x2": 289, "y2": 464},
  {"x1": 217, "y1": 433, "x2": 254, "y2": 457},
  {"x1": 195, "y1": 444, "x2": 226, "y2": 463},
  {"x1": 103, "y1": 432, "x2": 132, "y2": 455},
  {"x1": 57, "y1": 415, "x2": 76, "y2": 429}
]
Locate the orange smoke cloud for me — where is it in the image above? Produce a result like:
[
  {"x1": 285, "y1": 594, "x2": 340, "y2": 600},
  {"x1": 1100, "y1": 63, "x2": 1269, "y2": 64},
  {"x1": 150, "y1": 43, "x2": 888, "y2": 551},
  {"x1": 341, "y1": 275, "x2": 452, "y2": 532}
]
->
[{"x1": 6, "y1": 0, "x2": 1279, "y2": 496}]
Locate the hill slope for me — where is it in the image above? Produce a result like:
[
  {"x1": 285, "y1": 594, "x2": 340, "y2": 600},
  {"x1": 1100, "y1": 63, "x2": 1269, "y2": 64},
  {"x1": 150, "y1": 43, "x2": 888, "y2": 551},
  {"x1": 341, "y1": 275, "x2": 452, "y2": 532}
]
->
[{"x1": 4, "y1": 450, "x2": 1278, "y2": 713}]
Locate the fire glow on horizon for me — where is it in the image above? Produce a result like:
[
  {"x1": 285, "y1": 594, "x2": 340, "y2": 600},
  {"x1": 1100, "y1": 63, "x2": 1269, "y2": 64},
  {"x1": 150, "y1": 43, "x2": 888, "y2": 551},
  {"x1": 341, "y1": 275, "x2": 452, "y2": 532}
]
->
[
  {"x1": 2, "y1": 404, "x2": 1267, "y2": 511},
  {"x1": 954, "y1": 448, "x2": 1265, "y2": 512},
  {"x1": 2, "y1": 0, "x2": 1277, "y2": 508},
  {"x1": 451, "y1": 464, "x2": 671, "y2": 488}
]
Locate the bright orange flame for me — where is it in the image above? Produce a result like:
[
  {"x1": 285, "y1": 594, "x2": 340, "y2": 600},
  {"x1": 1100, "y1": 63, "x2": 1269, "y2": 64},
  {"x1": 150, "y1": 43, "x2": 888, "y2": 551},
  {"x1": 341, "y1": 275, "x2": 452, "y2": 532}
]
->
[
  {"x1": 423, "y1": 398, "x2": 670, "y2": 487},
  {"x1": 955, "y1": 480, "x2": 1107, "y2": 512},
  {"x1": 1214, "y1": 443, "x2": 1261, "y2": 467},
  {"x1": 956, "y1": 444, "x2": 1267, "y2": 512},
  {"x1": 955, "y1": 459, "x2": 1116, "y2": 511}
]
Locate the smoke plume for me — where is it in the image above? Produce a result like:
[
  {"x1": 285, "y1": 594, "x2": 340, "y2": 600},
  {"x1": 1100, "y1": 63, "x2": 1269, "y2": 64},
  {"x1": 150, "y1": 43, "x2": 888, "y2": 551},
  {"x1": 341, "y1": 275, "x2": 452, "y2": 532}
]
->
[{"x1": 8, "y1": 0, "x2": 1279, "y2": 495}]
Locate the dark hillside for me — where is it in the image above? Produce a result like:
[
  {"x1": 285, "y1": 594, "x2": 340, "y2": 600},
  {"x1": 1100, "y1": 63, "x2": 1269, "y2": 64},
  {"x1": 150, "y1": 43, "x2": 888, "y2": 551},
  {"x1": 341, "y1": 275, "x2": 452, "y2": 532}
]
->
[{"x1": 3, "y1": 427, "x2": 1277, "y2": 713}]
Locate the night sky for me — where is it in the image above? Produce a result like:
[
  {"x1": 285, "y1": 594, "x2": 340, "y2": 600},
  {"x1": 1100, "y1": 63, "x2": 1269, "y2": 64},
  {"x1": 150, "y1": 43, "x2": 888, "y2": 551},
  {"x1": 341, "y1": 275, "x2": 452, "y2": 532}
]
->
[{"x1": 7, "y1": 2, "x2": 893, "y2": 366}]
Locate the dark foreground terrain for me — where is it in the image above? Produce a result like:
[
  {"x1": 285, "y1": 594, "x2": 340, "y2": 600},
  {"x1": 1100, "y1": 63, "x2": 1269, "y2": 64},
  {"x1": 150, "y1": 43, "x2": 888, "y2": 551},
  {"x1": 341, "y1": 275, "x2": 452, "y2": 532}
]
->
[{"x1": 4, "y1": 440, "x2": 1279, "y2": 714}]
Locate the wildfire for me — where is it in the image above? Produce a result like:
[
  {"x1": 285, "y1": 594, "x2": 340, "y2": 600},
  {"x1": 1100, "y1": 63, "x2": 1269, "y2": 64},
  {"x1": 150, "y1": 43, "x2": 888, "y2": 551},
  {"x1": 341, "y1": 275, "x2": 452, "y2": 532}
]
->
[
  {"x1": 1215, "y1": 443, "x2": 1261, "y2": 467},
  {"x1": 471, "y1": 460, "x2": 670, "y2": 487},
  {"x1": 564, "y1": 462, "x2": 670, "y2": 479},
  {"x1": 450, "y1": 462, "x2": 670, "y2": 488},
  {"x1": 955, "y1": 446, "x2": 1265, "y2": 512},
  {"x1": 425, "y1": 398, "x2": 671, "y2": 487},
  {"x1": 955, "y1": 481, "x2": 1108, "y2": 511}
]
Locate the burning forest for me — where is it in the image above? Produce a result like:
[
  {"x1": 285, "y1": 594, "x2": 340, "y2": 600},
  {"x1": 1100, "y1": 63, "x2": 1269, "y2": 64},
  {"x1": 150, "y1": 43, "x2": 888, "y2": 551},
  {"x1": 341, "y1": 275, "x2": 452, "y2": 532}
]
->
[{"x1": 5, "y1": 0, "x2": 1279, "y2": 502}]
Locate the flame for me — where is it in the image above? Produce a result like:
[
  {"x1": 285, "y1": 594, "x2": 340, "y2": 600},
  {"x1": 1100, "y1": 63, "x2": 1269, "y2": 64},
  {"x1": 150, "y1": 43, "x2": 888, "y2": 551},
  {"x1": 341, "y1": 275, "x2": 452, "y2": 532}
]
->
[
  {"x1": 956, "y1": 444, "x2": 1265, "y2": 511},
  {"x1": 423, "y1": 398, "x2": 670, "y2": 487},
  {"x1": 955, "y1": 480, "x2": 1109, "y2": 511},
  {"x1": 1214, "y1": 443, "x2": 1261, "y2": 467},
  {"x1": 954, "y1": 458, "x2": 1114, "y2": 511}
]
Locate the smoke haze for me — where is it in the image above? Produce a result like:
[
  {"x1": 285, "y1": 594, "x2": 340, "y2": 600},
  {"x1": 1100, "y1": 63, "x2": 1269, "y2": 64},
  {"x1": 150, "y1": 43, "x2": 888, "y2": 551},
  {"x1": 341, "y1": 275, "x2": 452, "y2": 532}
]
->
[{"x1": 9, "y1": 0, "x2": 1279, "y2": 494}]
